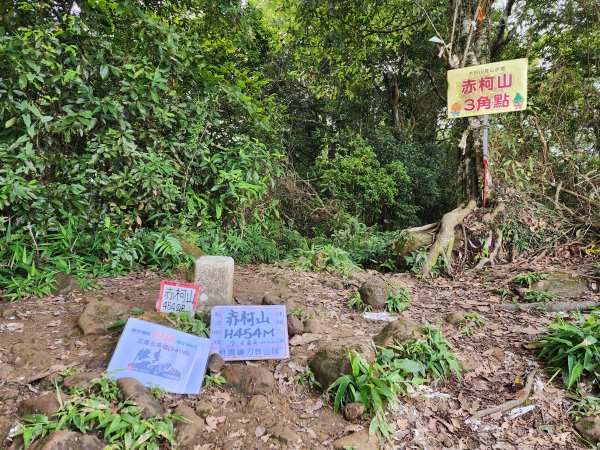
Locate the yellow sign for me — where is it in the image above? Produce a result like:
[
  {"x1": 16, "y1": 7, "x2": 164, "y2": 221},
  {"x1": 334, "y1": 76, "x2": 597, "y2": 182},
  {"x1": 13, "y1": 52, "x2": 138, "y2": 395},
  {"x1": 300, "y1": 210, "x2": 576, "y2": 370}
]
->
[{"x1": 447, "y1": 58, "x2": 528, "y2": 119}]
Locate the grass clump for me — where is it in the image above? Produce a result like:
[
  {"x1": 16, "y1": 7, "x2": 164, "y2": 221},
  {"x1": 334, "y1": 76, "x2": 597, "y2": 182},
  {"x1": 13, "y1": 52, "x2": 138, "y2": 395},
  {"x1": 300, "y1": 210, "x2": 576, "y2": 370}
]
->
[
  {"x1": 290, "y1": 244, "x2": 357, "y2": 275},
  {"x1": 166, "y1": 311, "x2": 210, "y2": 338},
  {"x1": 347, "y1": 291, "x2": 373, "y2": 312},
  {"x1": 514, "y1": 271, "x2": 547, "y2": 287},
  {"x1": 535, "y1": 312, "x2": 600, "y2": 389},
  {"x1": 522, "y1": 290, "x2": 556, "y2": 303},
  {"x1": 328, "y1": 325, "x2": 461, "y2": 439},
  {"x1": 13, "y1": 376, "x2": 183, "y2": 449},
  {"x1": 456, "y1": 312, "x2": 486, "y2": 336},
  {"x1": 385, "y1": 289, "x2": 411, "y2": 313}
]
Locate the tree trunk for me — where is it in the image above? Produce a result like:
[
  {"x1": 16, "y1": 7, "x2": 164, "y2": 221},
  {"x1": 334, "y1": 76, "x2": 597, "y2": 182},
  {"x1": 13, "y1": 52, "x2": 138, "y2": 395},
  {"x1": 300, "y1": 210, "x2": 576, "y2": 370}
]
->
[{"x1": 383, "y1": 71, "x2": 403, "y2": 131}]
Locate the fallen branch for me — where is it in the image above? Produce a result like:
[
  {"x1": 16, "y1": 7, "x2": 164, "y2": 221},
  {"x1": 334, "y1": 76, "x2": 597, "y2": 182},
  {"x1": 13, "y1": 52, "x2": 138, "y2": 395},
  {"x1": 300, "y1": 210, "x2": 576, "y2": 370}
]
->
[
  {"x1": 471, "y1": 369, "x2": 537, "y2": 419},
  {"x1": 418, "y1": 200, "x2": 477, "y2": 277},
  {"x1": 498, "y1": 301, "x2": 600, "y2": 312},
  {"x1": 27, "y1": 361, "x2": 82, "y2": 384}
]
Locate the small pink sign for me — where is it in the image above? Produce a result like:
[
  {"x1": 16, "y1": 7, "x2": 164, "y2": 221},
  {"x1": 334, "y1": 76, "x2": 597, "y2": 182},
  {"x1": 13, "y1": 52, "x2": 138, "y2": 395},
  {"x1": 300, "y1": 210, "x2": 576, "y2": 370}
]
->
[{"x1": 156, "y1": 280, "x2": 200, "y2": 316}]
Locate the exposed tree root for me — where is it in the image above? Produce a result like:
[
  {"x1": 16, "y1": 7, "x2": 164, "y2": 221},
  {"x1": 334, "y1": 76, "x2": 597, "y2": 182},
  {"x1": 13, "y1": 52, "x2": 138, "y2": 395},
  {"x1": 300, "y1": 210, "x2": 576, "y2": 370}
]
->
[
  {"x1": 418, "y1": 200, "x2": 477, "y2": 277},
  {"x1": 498, "y1": 301, "x2": 600, "y2": 312},
  {"x1": 471, "y1": 369, "x2": 538, "y2": 420},
  {"x1": 475, "y1": 230, "x2": 503, "y2": 269}
]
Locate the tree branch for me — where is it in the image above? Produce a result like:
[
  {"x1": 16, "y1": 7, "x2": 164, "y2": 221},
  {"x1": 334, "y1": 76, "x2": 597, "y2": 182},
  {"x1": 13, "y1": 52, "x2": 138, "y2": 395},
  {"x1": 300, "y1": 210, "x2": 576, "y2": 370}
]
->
[{"x1": 490, "y1": 0, "x2": 517, "y2": 60}]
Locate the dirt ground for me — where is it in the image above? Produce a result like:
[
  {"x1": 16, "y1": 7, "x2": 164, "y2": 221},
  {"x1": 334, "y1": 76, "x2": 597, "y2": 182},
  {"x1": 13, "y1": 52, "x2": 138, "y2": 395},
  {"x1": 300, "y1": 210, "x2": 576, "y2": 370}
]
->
[{"x1": 1, "y1": 257, "x2": 599, "y2": 449}]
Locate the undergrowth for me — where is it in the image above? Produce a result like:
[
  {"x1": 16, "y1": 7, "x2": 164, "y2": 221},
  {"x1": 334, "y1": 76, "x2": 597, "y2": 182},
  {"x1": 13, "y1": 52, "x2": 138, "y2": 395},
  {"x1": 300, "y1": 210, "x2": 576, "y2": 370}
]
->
[
  {"x1": 166, "y1": 312, "x2": 210, "y2": 338},
  {"x1": 328, "y1": 325, "x2": 462, "y2": 439},
  {"x1": 13, "y1": 376, "x2": 184, "y2": 449},
  {"x1": 536, "y1": 312, "x2": 600, "y2": 389}
]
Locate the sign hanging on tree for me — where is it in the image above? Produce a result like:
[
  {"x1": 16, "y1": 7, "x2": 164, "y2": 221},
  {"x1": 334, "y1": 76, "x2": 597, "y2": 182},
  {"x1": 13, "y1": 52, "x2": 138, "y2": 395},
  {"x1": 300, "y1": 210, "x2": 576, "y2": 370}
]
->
[{"x1": 447, "y1": 58, "x2": 528, "y2": 119}]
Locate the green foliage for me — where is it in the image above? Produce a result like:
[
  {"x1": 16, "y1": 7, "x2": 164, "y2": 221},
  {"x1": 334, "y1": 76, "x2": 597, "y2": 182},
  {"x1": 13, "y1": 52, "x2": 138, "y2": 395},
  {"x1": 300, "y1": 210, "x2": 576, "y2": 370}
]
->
[
  {"x1": 296, "y1": 365, "x2": 322, "y2": 390},
  {"x1": 314, "y1": 133, "x2": 417, "y2": 229},
  {"x1": 379, "y1": 326, "x2": 463, "y2": 382},
  {"x1": 535, "y1": 313, "x2": 600, "y2": 389},
  {"x1": 328, "y1": 350, "x2": 409, "y2": 440},
  {"x1": 347, "y1": 291, "x2": 373, "y2": 312},
  {"x1": 522, "y1": 290, "x2": 556, "y2": 303},
  {"x1": 167, "y1": 312, "x2": 210, "y2": 338},
  {"x1": 290, "y1": 244, "x2": 357, "y2": 275},
  {"x1": 569, "y1": 395, "x2": 600, "y2": 420},
  {"x1": 204, "y1": 374, "x2": 226, "y2": 388},
  {"x1": 515, "y1": 271, "x2": 548, "y2": 288},
  {"x1": 493, "y1": 287, "x2": 513, "y2": 298},
  {"x1": 386, "y1": 289, "x2": 411, "y2": 314},
  {"x1": 13, "y1": 376, "x2": 183, "y2": 449},
  {"x1": 456, "y1": 312, "x2": 486, "y2": 336},
  {"x1": 405, "y1": 248, "x2": 445, "y2": 278}
]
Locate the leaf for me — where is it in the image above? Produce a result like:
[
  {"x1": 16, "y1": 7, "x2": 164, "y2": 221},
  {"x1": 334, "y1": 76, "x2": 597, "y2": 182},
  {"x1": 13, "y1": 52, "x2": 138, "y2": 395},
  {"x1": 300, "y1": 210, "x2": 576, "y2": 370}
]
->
[
  {"x1": 100, "y1": 65, "x2": 109, "y2": 79},
  {"x1": 5, "y1": 117, "x2": 16, "y2": 128}
]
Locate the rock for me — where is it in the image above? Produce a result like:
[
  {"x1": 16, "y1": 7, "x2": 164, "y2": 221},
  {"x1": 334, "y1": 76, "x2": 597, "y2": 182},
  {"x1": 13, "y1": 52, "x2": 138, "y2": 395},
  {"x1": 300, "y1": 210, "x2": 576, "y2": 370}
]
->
[
  {"x1": 576, "y1": 416, "x2": 600, "y2": 442},
  {"x1": 174, "y1": 404, "x2": 205, "y2": 449},
  {"x1": 180, "y1": 240, "x2": 204, "y2": 259},
  {"x1": 207, "y1": 353, "x2": 225, "y2": 374},
  {"x1": 269, "y1": 425, "x2": 301, "y2": 445},
  {"x1": 117, "y1": 377, "x2": 165, "y2": 419},
  {"x1": 10, "y1": 342, "x2": 56, "y2": 368},
  {"x1": 373, "y1": 318, "x2": 423, "y2": 347},
  {"x1": 18, "y1": 393, "x2": 63, "y2": 417},
  {"x1": 532, "y1": 272, "x2": 589, "y2": 298},
  {"x1": 359, "y1": 279, "x2": 405, "y2": 309},
  {"x1": 446, "y1": 310, "x2": 467, "y2": 325},
  {"x1": 249, "y1": 394, "x2": 270, "y2": 409},
  {"x1": 63, "y1": 372, "x2": 101, "y2": 390},
  {"x1": 51, "y1": 272, "x2": 78, "y2": 296},
  {"x1": 304, "y1": 317, "x2": 325, "y2": 334},
  {"x1": 0, "y1": 415, "x2": 14, "y2": 444},
  {"x1": 333, "y1": 430, "x2": 379, "y2": 450},
  {"x1": 221, "y1": 365, "x2": 275, "y2": 395},
  {"x1": 195, "y1": 256, "x2": 234, "y2": 309},
  {"x1": 28, "y1": 430, "x2": 103, "y2": 450},
  {"x1": 310, "y1": 251, "x2": 328, "y2": 270},
  {"x1": 324, "y1": 279, "x2": 344, "y2": 290},
  {"x1": 344, "y1": 402, "x2": 365, "y2": 421},
  {"x1": 77, "y1": 299, "x2": 129, "y2": 335},
  {"x1": 0, "y1": 363, "x2": 16, "y2": 381},
  {"x1": 2, "y1": 308, "x2": 17, "y2": 319},
  {"x1": 287, "y1": 314, "x2": 304, "y2": 337},
  {"x1": 309, "y1": 340, "x2": 375, "y2": 389},
  {"x1": 261, "y1": 294, "x2": 281, "y2": 305},
  {"x1": 194, "y1": 400, "x2": 220, "y2": 418}
]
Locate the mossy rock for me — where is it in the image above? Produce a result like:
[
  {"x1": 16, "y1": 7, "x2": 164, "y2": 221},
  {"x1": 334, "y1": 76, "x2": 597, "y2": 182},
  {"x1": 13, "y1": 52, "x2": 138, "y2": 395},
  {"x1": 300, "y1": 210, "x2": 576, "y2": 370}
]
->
[
  {"x1": 180, "y1": 240, "x2": 204, "y2": 259},
  {"x1": 309, "y1": 340, "x2": 375, "y2": 389},
  {"x1": 531, "y1": 272, "x2": 589, "y2": 298},
  {"x1": 373, "y1": 318, "x2": 423, "y2": 347},
  {"x1": 391, "y1": 231, "x2": 433, "y2": 266}
]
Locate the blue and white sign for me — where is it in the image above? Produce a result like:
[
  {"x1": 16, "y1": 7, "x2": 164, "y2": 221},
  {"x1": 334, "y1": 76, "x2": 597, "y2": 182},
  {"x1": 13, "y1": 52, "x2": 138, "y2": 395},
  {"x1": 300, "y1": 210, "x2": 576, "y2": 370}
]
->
[
  {"x1": 210, "y1": 305, "x2": 289, "y2": 360},
  {"x1": 107, "y1": 318, "x2": 211, "y2": 394}
]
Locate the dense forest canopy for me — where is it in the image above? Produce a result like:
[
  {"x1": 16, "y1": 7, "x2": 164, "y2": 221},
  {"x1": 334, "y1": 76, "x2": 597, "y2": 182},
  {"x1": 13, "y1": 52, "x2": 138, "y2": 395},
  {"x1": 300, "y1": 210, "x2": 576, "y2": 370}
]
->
[{"x1": 0, "y1": 0, "x2": 598, "y2": 297}]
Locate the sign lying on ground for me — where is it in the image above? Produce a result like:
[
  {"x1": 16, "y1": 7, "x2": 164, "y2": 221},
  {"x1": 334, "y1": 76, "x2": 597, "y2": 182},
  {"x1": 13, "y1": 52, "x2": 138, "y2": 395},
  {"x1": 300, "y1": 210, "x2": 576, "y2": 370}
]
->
[
  {"x1": 447, "y1": 58, "x2": 528, "y2": 118},
  {"x1": 210, "y1": 305, "x2": 289, "y2": 360},
  {"x1": 107, "y1": 318, "x2": 211, "y2": 394},
  {"x1": 156, "y1": 280, "x2": 200, "y2": 316}
]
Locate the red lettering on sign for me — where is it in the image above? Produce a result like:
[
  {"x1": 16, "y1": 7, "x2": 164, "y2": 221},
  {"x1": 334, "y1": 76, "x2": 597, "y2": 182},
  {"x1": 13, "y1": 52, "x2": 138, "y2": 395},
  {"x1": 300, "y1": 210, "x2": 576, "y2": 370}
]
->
[
  {"x1": 497, "y1": 73, "x2": 513, "y2": 89},
  {"x1": 479, "y1": 76, "x2": 494, "y2": 91},
  {"x1": 493, "y1": 93, "x2": 510, "y2": 108},
  {"x1": 464, "y1": 99, "x2": 476, "y2": 111},
  {"x1": 477, "y1": 96, "x2": 491, "y2": 110},
  {"x1": 461, "y1": 79, "x2": 477, "y2": 94}
]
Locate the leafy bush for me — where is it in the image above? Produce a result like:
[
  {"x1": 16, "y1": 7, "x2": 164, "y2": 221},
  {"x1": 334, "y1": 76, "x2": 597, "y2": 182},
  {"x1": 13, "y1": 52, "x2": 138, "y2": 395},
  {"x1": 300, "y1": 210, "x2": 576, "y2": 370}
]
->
[
  {"x1": 290, "y1": 244, "x2": 357, "y2": 275},
  {"x1": 13, "y1": 376, "x2": 183, "y2": 449},
  {"x1": 522, "y1": 290, "x2": 556, "y2": 303},
  {"x1": 536, "y1": 313, "x2": 600, "y2": 389},
  {"x1": 404, "y1": 248, "x2": 445, "y2": 278},
  {"x1": 386, "y1": 289, "x2": 411, "y2": 313},
  {"x1": 515, "y1": 271, "x2": 548, "y2": 287},
  {"x1": 166, "y1": 312, "x2": 210, "y2": 338},
  {"x1": 347, "y1": 291, "x2": 373, "y2": 312}
]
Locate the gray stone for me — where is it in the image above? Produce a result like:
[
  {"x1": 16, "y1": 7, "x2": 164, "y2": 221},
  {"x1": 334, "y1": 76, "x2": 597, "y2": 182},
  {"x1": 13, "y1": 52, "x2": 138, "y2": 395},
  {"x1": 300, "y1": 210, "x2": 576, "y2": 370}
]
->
[
  {"x1": 63, "y1": 372, "x2": 101, "y2": 390},
  {"x1": 77, "y1": 299, "x2": 129, "y2": 335},
  {"x1": 117, "y1": 377, "x2": 165, "y2": 419},
  {"x1": 532, "y1": 272, "x2": 589, "y2": 298},
  {"x1": 359, "y1": 278, "x2": 406, "y2": 309},
  {"x1": 446, "y1": 310, "x2": 468, "y2": 325},
  {"x1": 269, "y1": 425, "x2": 301, "y2": 445},
  {"x1": 287, "y1": 314, "x2": 304, "y2": 337},
  {"x1": 194, "y1": 400, "x2": 220, "y2": 418},
  {"x1": 333, "y1": 430, "x2": 379, "y2": 450},
  {"x1": 304, "y1": 317, "x2": 325, "y2": 334},
  {"x1": 28, "y1": 430, "x2": 104, "y2": 450},
  {"x1": 343, "y1": 402, "x2": 365, "y2": 421},
  {"x1": 51, "y1": 272, "x2": 78, "y2": 296},
  {"x1": 18, "y1": 393, "x2": 63, "y2": 417},
  {"x1": 261, "y1": 294, "x2": 281, "y2": 305},
  {"x1": 249, "y1": 394, "x2": 270, "y2": 409},
  {"x1": 194, "y1": 256, "x2": 234, "y2": 308},
  {"x1": 174, "y1": 404, "x2": 205, "y2": 449},
  {"x1": 221, "y1": 365, "x2": 275, "y2": 395},
  {"x1": 373, "y1": 318, "x2": 423, "y2": 347},
  {"x1": 576, "y1": 416, "x2": 600, "y2": 442},
  {"x1": 207, "y1": 353, "x2": 225, "y2": 374},
  {"x1": 309, "y1": 340, "x2": 375, "y2": 389}
]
